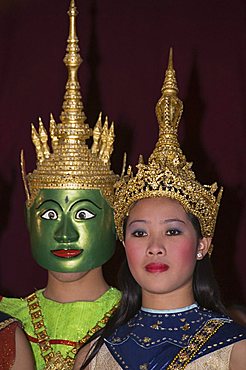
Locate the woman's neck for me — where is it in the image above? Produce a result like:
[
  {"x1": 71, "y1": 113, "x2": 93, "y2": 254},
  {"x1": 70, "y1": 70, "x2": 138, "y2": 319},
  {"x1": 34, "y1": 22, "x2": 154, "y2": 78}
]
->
[{"x1": 141, "y1": 285, "x2": 195, "y2": 311}]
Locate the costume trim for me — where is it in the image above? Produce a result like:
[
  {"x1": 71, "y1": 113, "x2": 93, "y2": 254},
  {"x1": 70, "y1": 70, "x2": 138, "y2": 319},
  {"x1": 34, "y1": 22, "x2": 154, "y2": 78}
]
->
[
  {"x1": 0, "y1": 317, "x2": 17, "y2": 331},
  {"x1": 27, "y1": 335, "x2": 80, "y2": 347},
  {"x1": 26, "y1": 292, "x2": 118, "y2": 369},
  {"x1": 166, "y1": 319, "x2": 226, "y2": 369},
  {"x1": 141, "y1": 303, "x2": 198, "y2": 314}
]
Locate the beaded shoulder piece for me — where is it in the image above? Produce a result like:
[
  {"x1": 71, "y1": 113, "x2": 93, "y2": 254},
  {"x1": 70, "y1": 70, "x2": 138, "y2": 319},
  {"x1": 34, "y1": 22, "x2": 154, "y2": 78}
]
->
[{"x1": 166, "y1": 319, "x2": 225, "y2": 369}]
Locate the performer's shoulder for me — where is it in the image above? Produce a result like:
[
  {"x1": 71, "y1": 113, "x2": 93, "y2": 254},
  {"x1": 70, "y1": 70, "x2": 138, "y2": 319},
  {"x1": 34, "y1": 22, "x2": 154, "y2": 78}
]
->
[
  {"x1": 230, "y1": 339, "x2": 246, "y2": 370},
  {"x1": 0, "y1": 289, "x2": 43, "y2": 318}
]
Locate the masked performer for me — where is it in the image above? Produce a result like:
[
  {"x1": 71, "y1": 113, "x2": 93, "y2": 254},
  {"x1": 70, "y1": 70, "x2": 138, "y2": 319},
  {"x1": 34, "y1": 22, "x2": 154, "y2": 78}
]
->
[
  {"x1": 0, "y1": 1, "x2": 121, "y2": 369},
  {"x1": 74, "y1": 49, "x2": 246, "y2": 370},
  {"x1": 0, "y1": 311, "x2": 34, "y2": 370}
]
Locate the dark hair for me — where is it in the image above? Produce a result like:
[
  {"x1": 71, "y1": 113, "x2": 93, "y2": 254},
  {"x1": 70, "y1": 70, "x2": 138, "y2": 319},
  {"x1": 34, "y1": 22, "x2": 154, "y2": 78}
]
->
[
  {"x1": 187, "y1": 213, "x2": 226, "y2": 314},
  {"x1": 79, "y1": 211, "x2": 226, "y2": 369}
]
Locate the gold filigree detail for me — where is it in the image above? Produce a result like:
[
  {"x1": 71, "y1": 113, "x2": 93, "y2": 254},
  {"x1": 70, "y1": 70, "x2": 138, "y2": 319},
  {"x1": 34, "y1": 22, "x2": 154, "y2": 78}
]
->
[
  {"x1": 44, "y1": 352, "x2": 74, "y2": 370},
  {"x1": 114, "y1": 48, "x2": 222, "y2": 252},
  {"x1": 181, "y1": 323, "x2": 191, "y2": 331},
  {"x1": 139, "y1": 364, "x2": 148, "y2": 370},
  {"x1": 143, "y1": 337, "x2": 151, "y2": 343},
  {"x1": 21, "y1": 0, "x2": 118, "y2": 208},
  {"x1": 150, "y1": 320, "x2": 162, "y2": 330}
]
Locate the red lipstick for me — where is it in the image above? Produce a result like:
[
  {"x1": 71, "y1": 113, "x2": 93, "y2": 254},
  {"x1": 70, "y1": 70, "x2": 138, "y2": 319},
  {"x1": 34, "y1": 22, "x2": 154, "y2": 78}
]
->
[
  {"x1": 145, "y1": 263, "x2": 169, "y2": 273},
  {"x1": 51, "y1": 249, "x2": 82, "y2": 258}
]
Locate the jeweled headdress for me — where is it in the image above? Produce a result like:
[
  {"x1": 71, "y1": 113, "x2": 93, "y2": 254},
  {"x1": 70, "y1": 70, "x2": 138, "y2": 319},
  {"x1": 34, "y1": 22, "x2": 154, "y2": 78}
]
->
[
  {"x1": 114, "y1": 49, "x2": 223, "y2": 253},
  {"x1": 21, "y1": 0, "x2": 117, "y2": 208}
]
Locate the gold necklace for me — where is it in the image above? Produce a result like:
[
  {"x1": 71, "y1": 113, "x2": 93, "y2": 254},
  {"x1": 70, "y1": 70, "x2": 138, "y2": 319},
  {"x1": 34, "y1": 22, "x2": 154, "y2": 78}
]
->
[{"x1": 26, "y1": 292, "x2": 118, "y2": 369}]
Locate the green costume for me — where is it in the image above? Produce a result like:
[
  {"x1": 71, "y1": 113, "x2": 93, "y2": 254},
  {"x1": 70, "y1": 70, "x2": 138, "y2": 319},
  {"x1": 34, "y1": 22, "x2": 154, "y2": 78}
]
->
[{"x1": 0, "y1": 288, "x2": 120, "y2": 369}]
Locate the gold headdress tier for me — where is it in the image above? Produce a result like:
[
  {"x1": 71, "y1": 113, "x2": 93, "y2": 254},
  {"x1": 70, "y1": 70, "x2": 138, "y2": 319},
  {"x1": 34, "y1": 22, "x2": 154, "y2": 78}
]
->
[
  {"x1": 114, "y1": 49, "x2": 223, "y2": 252},
  {"x1": 21, "y1": 0, "x2": 118, "y2": 207}
]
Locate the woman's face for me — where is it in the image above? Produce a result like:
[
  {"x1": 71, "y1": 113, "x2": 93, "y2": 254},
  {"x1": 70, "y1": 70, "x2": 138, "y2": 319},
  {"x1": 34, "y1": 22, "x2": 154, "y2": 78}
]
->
[{"x1": 124, "y1": 197, "x2": 210, "y2": 308}]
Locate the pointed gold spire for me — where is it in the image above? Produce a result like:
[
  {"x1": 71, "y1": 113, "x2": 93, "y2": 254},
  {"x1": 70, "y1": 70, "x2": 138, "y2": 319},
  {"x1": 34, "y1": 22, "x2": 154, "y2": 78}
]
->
[
  {"x1": 49, "y1": 113, "x2": 59, "y2": 151},
  {"x1": 91, "y1": 112, "x2": 103, "y2": 155},
  {"x1": 120, "y1": 152, "x2": 127, "y2": 178},
  {"x1": 161, "y1": 47, "x2": 178, "y2": 95},
  {"x1": 38, "y1": 118, "x2": 50, "y2": 159},
  {"x1": 21, "y1": 0, "x2": 118, "y2": 207},
  {"x1": 150, "y1": 48, "x2": 183, "y2": 165},
  {"x1": 59, "y1": 0, "x2": 91, "y2": 142}
]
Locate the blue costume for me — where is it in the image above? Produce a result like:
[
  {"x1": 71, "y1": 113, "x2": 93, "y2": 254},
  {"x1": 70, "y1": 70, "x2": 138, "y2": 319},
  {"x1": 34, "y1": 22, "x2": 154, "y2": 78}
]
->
[{"x1": 89, "y1": 304, "x2": 246, "y2": 369}]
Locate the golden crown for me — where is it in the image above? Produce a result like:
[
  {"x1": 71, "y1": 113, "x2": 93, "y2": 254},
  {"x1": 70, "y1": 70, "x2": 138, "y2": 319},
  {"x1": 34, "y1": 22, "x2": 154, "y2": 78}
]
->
[
  {"x1": 114, "y1": 49, "x2": 223, "y2": 252},
  {"x1": 21, "y1": 0, "x2": 118, "y2": 208}
]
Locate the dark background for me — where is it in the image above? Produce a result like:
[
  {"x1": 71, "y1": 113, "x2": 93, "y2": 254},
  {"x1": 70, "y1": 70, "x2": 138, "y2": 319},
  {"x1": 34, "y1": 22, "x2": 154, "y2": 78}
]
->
[{"x1": 0, "y1": 0, "x2": 245, "y2": 307}]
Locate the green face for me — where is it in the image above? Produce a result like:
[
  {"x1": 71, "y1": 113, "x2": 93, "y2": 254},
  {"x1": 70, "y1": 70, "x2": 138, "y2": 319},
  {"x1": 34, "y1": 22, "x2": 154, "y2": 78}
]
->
[{"x1": 26, "y1": 189, "x2": 116, "y2": 272}]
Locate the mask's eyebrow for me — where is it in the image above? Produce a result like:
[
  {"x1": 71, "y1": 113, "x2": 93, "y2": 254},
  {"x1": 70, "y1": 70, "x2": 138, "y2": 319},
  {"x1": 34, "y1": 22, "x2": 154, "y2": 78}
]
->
[
  {"x1": 69, "y1": 199, "x2": 102, "y2": 211},
  {"x1": 36, "y1": 199, "x2": 63, "y2": 211}
]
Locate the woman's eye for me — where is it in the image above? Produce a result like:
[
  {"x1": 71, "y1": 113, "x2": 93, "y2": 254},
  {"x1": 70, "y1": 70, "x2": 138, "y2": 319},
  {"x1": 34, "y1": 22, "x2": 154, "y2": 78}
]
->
[
  {"x1": 132, "y1": 230, "x2": 147, "y2": 237},
  {"x1": 41, "y1": 210, "x2": 58, "y2": 220},
  {"x1": 75, "y1": 209, "x2": 95, "y2": 220},
  {"x1": 166, "y1": 229, "x2": 180, "y2": 236}
]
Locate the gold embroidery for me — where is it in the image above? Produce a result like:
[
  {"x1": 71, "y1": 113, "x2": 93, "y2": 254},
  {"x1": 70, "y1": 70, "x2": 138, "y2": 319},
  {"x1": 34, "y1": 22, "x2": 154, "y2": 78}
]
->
[
  {"x1": 139, "y1": 364, "x2": 148, "y2": 369},
  {"x1": 143, "y1": 337, "x2": 151, "y2": 343},
  {"x1": 181, "y1": 323, "x2": 190, "y2": 331},
  {"x1": 186, "y1": 344, "x2": 233, "y2": 369},
  {"x1": 167, "y1": 319, "x2": 226, "y2": 369},
  {"x1": 43, "y1": 352, "x2": 74, "y2": 370}
]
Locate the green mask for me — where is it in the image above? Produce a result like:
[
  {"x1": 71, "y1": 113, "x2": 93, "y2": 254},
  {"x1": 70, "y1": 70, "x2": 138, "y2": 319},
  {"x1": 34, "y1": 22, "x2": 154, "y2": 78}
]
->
[{"x1": 26, "y1": 189, "x2": 116, "y2": 272}]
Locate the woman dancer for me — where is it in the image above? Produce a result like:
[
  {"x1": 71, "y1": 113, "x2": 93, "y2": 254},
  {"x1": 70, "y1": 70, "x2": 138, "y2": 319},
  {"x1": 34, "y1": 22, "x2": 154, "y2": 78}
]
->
[{"x1": 74, "y1": 49, "x2": 246, "y2": 369}]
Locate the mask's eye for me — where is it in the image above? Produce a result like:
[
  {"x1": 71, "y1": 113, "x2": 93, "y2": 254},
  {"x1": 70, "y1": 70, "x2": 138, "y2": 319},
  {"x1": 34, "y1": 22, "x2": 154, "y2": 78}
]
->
[
  {"x1": 41, "y1": 210, "x2": 58, "y2": 220},
  {"x1": 75, "y1": 209, "x2": 95, "y2": 220}
]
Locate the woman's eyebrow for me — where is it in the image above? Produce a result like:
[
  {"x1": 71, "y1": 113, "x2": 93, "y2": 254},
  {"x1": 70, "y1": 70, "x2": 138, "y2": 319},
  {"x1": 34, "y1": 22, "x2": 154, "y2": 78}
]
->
[
  {"x1": 127, "y1": 219, "x2": 148, "y2": 227},
  {"x1": 127, "y1": 218, "x2": 186, "y2": 227},
  {"x1": 162, "y1": 218, "x2": 185, "y2": 224}
]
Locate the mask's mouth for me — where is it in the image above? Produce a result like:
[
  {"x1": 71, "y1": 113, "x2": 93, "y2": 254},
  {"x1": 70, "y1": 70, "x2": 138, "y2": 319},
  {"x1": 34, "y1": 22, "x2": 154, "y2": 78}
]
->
[{"x1": 51, "y1": 249, "x2": 83, "y2": 259}]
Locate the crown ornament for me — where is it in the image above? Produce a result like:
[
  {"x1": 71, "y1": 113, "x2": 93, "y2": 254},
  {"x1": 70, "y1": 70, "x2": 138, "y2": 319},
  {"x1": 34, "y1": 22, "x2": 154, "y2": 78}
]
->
[
  {"x1": 114, "y1": 49, "x2": 223, "y2": 253},
  {"x1": 21, "y1": 0, "x2": 117, "y2": 208}
]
